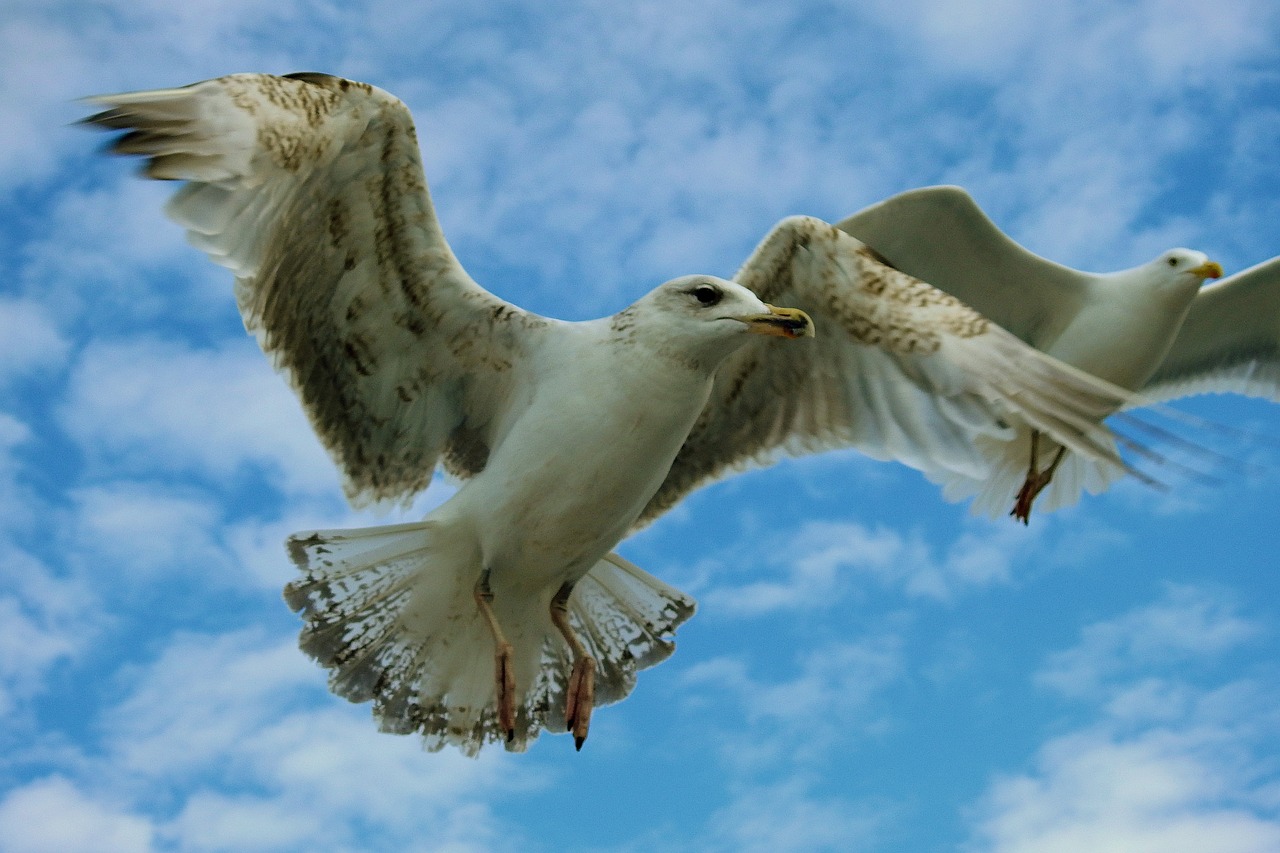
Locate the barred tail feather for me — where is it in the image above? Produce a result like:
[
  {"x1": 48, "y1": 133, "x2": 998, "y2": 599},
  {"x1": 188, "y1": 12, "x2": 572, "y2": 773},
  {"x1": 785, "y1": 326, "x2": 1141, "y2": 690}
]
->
[
  {"x1": 284, "y1": 523, "x2": 695, "y2": 755},
  {"x1": 285, "y1": 520, "x2": 518, "y2": 755},
  {"x1": 565, "y1": 552, "x2": 697, "y2": 705}
]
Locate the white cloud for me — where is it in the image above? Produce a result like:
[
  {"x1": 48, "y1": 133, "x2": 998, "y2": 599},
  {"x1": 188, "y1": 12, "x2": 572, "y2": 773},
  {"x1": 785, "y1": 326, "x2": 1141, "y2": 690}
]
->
[
  {"x1": 1130, "y1": 0, "x2": 1277, "y2": 89},
  {"x1": 100, "y1": 631, "x2": 328, "y2": 778},
  {"x1": 0, "y1": 299, "x2": 70, "y2": 383},
  {"x1": 162, "y1": 793, "x2": 315, "y2": 853},
  {"x1": 0, "y1": 413, "x2": 34, "y2": 528},
  {"x1": 61, "y1": 337, "x2": 339, "y2": 498},
  {"x1": 703, "y1": 517, "x2": 1039, "y2": 615},
  {"x1": 0, "y1": 776, "x2": 153, "y2": 853},
  {"x1": 1036, "y1": 584, "x2": 1261, "y2": 699},
  {"x1": 90, "y1": 630, "x2": 535, "y2": 852},
  {"x1": 69, "y1": 482, "x2": 227, "y2": 583},
  {"x1": 19, "y1": 178, "x2": 228, "y2": 326},
  {"x1": 681, "y1": 634, "x2": 904, "y2": 768},
  {"x1": 854, "y1": 0, "x2": 1277, "y2": 91},
  {"x1": 970, "y1": 727, "x2": 1280, "y2": 853},
  {"x1": 857, "y1": 0, "x2": 1048, "y2": 78},
  {"x1": 0, "y1": 544, "x2": 99, "y2": 719},
  {"x1": 969, "y1": 585, "x2": 1280, "y2": 853},
  {"x1": 702, "y1": 779, "x2": 886, "y2": 853},
  {"x1": 0, "y1": 17, "x2": 102, "y2": 190}
]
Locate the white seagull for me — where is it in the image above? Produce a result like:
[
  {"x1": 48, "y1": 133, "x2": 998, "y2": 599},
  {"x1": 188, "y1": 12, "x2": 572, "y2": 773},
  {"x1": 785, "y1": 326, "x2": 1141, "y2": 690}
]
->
[
  {"x1": 87, "y1": 74, "x2": 1136, "y2": 754},
  {"x1": 835, "y1": 185, "x2": 1276, "y2": 521}
]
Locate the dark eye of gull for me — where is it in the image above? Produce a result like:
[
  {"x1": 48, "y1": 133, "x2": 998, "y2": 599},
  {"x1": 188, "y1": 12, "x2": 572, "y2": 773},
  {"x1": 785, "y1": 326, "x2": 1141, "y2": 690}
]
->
[
  {"x1": 1167, "y1": 256, "x2": 1179, "y2": 267},
  {"x1": 692, "y1": 284, "x2": 723, "y2": 306}
]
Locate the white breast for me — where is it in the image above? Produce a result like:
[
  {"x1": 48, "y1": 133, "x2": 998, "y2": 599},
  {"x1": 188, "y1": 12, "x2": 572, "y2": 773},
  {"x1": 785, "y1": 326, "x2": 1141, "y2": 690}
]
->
[{"x1": 450, "y1": 323, "x2": 714, "y2": 591}]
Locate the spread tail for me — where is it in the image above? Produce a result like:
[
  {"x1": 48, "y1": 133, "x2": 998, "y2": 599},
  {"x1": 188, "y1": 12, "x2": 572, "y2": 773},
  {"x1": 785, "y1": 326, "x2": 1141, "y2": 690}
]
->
[{"x1": 284, "y1": 522, "x2": 695, "y2": 755}]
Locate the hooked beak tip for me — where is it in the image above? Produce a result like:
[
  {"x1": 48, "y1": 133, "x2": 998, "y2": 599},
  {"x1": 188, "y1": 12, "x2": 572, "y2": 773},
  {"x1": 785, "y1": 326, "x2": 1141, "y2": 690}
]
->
[{"x1": 745, "y1": 304, "x2": 815, "y2": 339}]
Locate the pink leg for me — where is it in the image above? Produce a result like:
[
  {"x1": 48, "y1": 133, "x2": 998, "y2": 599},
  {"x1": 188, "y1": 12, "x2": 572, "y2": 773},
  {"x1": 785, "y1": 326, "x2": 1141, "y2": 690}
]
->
[
  {"x1": 551, "y1": 583, "x2": 596, "y2": 751},
  {"x1": 473, "y1": 570, "x2": 516, "y2": 742},
  {"x1": 1011, "y1": 431, "x2": 1066, "y2": 524}
]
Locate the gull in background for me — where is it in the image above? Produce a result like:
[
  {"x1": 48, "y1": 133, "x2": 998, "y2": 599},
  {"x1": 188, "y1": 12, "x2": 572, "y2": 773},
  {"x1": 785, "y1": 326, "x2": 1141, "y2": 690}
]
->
[
  {"x1": 86, "y1": 73, "x2": 1135, "y2": 754},
  {"x1": 837, "y1": 185, "x2": 1279, "y2": 521}
]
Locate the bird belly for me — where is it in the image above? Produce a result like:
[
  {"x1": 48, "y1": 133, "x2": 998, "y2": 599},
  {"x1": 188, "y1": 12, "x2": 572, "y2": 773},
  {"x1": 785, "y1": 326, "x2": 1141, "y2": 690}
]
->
[{"x1": 455, "y1": 380, "x2": 708, "y2": 594}]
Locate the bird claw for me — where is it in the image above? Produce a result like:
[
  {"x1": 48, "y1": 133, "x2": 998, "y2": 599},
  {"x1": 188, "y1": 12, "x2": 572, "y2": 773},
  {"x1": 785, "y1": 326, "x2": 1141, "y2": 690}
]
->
[
  {"x1": 1011, "y1": 481, "x2": 1035, "y2": 524},
  {"x1": 1011, "y1": 470, "x2": 1052, "y2": 524},
  {"x1": 1011, "y1": 433, "x2": 1064, "y2": 524},
  {"x1": 565, "y1": 655, "x2": 596, "y2": 750}
]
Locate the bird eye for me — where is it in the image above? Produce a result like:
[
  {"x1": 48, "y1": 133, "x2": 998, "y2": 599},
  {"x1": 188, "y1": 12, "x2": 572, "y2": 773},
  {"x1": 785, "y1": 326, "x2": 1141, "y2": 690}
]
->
[
  {"x1": 691, "y1": 284, "x2": 722, "y2": 306},
  {"x1": 1167, "y1": 257, "x2": 1179, "y2": 267}
]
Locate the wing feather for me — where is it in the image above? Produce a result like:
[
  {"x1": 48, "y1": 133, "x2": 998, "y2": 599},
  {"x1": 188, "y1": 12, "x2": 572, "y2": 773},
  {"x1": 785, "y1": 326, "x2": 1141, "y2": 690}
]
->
[
  {"x1": 85, "y1": 73, "x2": 548, "y2": 505},
  {"x1": 636, "y1": 216, "x2": 1132, "y2": 527},
  {"x1": 1140, "y1": 257, "x2": 1280, "y2": 404},
  {"x1": 835, "y1": 185, "x2": 1091, "y2": 346}
]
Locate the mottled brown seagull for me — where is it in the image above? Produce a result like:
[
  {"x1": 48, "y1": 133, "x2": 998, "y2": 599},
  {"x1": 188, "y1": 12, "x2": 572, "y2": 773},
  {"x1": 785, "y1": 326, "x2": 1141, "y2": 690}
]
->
[{"x1": 86, "y1": 73, "x2": 1134, "y2": 754}]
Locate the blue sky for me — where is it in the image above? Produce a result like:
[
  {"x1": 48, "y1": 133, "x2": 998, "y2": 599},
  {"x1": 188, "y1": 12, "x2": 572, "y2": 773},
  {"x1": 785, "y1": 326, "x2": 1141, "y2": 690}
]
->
[{"x1": 3, "y1": 1, "x2": 1280, "y2": 851}]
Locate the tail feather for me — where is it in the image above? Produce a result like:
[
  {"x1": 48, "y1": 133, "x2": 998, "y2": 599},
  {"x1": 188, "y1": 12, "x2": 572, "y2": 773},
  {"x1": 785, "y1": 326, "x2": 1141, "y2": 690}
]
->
[
  {"x1": 935, "y1": 430, "x2": 1124, "y2": 519},
  {"x1": 565, "y1": 552, "x2": 696, "y2": 706},
  {"x1": 284, "y1": 522, "x2": 695, "y2": 755}
]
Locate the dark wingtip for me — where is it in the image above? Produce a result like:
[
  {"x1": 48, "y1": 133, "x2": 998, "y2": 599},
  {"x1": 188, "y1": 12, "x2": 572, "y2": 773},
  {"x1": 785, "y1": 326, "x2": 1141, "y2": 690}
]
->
[
  {"x1": 77, "y1": 108, "x2": 122, "y2": 131},
  {"x1": 284, "y1": 71, "x2": 341, "y2": 88}
]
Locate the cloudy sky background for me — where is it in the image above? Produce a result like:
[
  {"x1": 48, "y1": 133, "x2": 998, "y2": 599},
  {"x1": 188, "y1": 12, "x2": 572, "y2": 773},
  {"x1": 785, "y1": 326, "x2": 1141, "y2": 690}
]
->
[{"x1": 4, "y1": 1, "x2": 1280, "y2": 851}]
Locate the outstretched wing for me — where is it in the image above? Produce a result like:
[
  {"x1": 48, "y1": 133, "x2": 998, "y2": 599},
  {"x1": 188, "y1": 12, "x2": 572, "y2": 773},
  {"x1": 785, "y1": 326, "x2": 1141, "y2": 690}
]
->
[
  {"x1": 85, "y1": 73, "x2": 548, "y2": 506},
  {"x1": 835, "y1": 185, "x2": 1092, "y2": 346},
  {"x1": 636, "y1": 216, "x2": 1133, "y2": 526},
  {"x1": 1141, "y1": 257, "x2": 1280, "y2": 403}
]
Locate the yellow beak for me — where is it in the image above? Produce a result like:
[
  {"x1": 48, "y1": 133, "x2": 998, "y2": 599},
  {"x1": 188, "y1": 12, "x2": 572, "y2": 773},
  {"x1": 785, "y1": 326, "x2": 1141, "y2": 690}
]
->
[
  {"x1": 740, "y1": 304, "x2": 816, "y2": 339},
  {"x1": 1190, "y1": 260, "x2": 1223, "y2": 280}
]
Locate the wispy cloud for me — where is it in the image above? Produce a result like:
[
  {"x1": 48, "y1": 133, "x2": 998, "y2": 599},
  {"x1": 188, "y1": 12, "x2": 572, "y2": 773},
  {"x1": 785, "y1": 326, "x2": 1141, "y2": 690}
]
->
[
  {"x1": 0, "y1": 776, "x2": 153, "y2": 853},
  {"x1": 969, "y1": 585, "x2": 1280, "y2": 853},
  {"x1": 60, "y1": 338, "x2": 337, "y2": 498},
  {"x1": 970, "y1": 724, "x2": 1280, "y2": 853},
  {"x1": 702, "y1": 515, "x2": 1046, "y2": 615},
  {"x1": 701, "y1": 779, "x2": 888, "y2": 853},
  {"x1": 0, "y1": 545, "x2": 97, "y2": 721},
  {"x1": 0, "y1": 300, "x2": 69, "y2": 384},
  {"x1": 680, "y1": 632, "x2": 905, "y2": 770},
  {"x1": 4, "y1": 629, "x2": 541, "y2": 853},
  {"x1": 1035, "y1": 584, "x2": 1262, "y2": 700}
]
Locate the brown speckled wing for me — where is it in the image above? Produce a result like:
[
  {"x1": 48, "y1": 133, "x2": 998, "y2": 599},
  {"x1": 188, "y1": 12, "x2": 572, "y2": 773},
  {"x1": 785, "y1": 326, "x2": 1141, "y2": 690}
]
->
[
  {"x1": 635, "y1": 216, "x2": 1132, "y2": 528},
  {"x1": 86, "y1": 73, "x2": 546, "y2": 506},
  {"x1": 834, "y1": 185, "x2": 1090, "y2": 345}
]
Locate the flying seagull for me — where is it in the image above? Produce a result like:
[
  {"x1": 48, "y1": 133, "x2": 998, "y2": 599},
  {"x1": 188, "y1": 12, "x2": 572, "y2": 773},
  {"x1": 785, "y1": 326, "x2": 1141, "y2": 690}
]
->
[
  {"x1": 85, "y1": 73, "x2": 1135, "y2": 754},
  {"x1": 835, "y1": 185, "x2": 1274, "y2": 521}
]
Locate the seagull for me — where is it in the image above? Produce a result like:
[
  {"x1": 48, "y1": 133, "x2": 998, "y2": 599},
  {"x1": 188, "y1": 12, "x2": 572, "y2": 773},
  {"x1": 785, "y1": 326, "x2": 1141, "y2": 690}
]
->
[
  {"x1": 834, "y1": 185, "x2": 1271, "y2": 522},
  {"x1": 86, "y1": 73, "x2": 1135, "y2": 754}
]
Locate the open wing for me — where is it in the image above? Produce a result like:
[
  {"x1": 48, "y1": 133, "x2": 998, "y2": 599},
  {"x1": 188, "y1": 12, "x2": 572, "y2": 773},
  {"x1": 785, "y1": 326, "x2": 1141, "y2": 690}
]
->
[
  {"x1": 636, "y1": 216, "x2": 1133, "y2": 526},
  {"x1": 1140, "y1": 256, "x2": 1280, "y2": 403},
  {"x1": 835, "y1": 185, "x2": 1092, "y2": 346},
  {"x1": 86, "y1": 73, "x2": 547, "y2": 506}
]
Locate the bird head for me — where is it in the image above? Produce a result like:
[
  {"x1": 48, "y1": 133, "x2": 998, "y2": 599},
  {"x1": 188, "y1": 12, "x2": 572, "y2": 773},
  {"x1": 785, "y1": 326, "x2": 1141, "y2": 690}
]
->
[
  {"x1": 651, "y1": 275, "x2": 814, "y2": 336},
  {"x1": 622, "y1": 275, "x2": 815, "y2": 369},
  {"x1": 1154, "y1": 249, "x2": 1223, "y2": 285}
]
